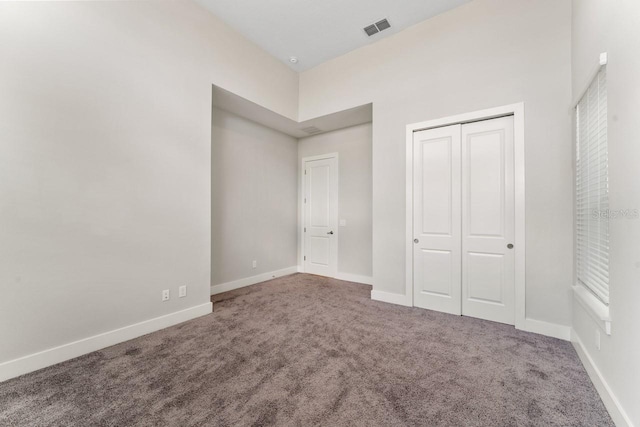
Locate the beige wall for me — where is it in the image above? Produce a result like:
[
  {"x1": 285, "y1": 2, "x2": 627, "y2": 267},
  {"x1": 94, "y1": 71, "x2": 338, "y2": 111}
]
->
[
  {"x1": 212, "y1": 108, "x2": 298, "y2": 285},
  {"x1": 298, "y1": 124, "x2": 373, "y2": 278},
  {"x1": 299, "y1": 0, "x2": 574, "y2": 326},
  {"x1": 0, "y1": 1, "x2": 298, "y2": 363},
  {"x1": 572, "y1": 0, "x2": 640, "y2": 424}
]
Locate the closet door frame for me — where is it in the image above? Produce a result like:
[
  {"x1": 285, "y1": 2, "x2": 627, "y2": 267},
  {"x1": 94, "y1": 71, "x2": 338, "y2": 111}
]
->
[{"x1": 405, "y1": 103, "x2": 526, "y2": 331}]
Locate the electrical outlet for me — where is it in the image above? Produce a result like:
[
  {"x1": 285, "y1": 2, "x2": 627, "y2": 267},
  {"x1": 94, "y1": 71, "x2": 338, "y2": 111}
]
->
[
  {"x1": 179, "y1": 285, "x2": 187, "y2": 298},
  {"x1": 162, "y1": 289, "x2": 170, "y2": 302},
  {"x1": 252, "y1": 260, "x2": 257, "y2": 268},
  {"x1": 595, "y1": 329, "x2": 601, "y2": 350}
]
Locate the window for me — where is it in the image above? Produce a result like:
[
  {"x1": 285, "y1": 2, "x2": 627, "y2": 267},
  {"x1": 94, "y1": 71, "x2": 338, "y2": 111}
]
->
[{"x1": 575, "y1": 66, "x2": 609, "y2": 304}]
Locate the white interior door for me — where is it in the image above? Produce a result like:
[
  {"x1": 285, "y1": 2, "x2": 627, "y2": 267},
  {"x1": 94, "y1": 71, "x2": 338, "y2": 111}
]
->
[
  {"x1": 461, "y1": 116, "x2": 515, "y2": 325},
  {"x1": 413, "y1": 125, "x2": 462, "y2": 315},
  {"x1": 304, "y1": 156, "x2": 338, "y2": 277}
]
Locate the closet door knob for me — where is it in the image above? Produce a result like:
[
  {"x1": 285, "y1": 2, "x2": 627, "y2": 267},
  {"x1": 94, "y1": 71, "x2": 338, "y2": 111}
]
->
[
  {"x1": 414, "y1": 239, "x2": 419, "y2": 244},
  {"x1": 507, "y1": 243, "x2": 514, "y2": 249}
]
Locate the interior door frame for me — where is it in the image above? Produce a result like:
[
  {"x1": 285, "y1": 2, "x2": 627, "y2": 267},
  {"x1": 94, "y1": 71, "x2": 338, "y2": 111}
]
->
[
  {"x1": 405, "y1": 103, "x2": 526, "y2": 331},
  {"x1": 299, "y1": 152, "x2": 339, "y2": 277}
]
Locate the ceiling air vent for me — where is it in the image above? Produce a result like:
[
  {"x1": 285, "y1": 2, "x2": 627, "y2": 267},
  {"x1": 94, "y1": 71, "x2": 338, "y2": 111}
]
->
[
  {"x1": 363, "y1": 18, "x2": 391, "y2": 37},
  {"x1": 375, "y1": 19, "x2": 391, "y2": 31},
  {"x1": 301, "y1": 126, "x2": 322, "y2": 135},
  {"x1": 364, "y1": 24, "x2": 379, "y2": 37}
]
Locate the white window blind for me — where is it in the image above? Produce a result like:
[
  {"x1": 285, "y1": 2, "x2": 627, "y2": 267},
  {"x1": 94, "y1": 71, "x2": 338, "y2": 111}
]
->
[{"x1": 576, "y1": 66, "x2": 609, "y2": 304}]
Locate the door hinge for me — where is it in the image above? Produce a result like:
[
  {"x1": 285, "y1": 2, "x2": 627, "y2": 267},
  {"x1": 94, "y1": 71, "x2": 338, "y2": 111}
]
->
[
  {"x1": 304, "y1": 256, "x2": 306, "y2": 261},
  {"x1": 304, "y1": 198, "x2": 306, "y2": 203},
  {"x1": 305, "y1": 169, "x2": 307, "y2": 175},
  {"x1": 304, "y1": 227, "x2": 306, "y2": 232}
]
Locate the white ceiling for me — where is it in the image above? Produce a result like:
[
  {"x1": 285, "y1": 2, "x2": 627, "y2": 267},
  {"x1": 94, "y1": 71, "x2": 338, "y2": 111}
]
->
[{"x1": 195, "y1": 0, "x2": 471, "y2": 71}]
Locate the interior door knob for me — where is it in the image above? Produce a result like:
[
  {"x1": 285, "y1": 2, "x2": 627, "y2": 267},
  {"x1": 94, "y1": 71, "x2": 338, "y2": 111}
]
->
[
  {"x1": 327, "y1": 231, "x2": 334, "y2": 235},
  {"x1": 507, "y1": 243, "x2": 514, "y2": 249},
  {"x1": 414, "y1": 238, "x2": 419, "y2": 243}
]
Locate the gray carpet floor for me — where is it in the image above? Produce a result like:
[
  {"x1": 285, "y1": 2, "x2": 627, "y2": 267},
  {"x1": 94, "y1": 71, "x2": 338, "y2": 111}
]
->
[{"x1": 0, "y1": 273, "x2": 612, "y2": 426}]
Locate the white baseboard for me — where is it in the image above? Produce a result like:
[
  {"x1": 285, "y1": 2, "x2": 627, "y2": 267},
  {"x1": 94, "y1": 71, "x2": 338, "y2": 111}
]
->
[
  {"x1": 210, "y1": 266, "x2": 298, "y2": 295},
  {"x1": 0, "y1": 302, "x2": 212, "y2": 383},
  {"x1": 368, "y1": 287, "x2": 571, "y2": 341},
  {"x1": 571, "y1": 330, "x2": 633, "y2": 427},
  {"x1": 520, "y1": 318, "x2": 571, "y2": 341},
  {"x1": 294, "y1": 267, "x2": 372, "y2": 285},
  {"x1": 371, "y1": 290, "x2": 412, "y2": 307},
  {"x1": 335, "y1": 272, "x2": 373, "y2": 285},
  {"x1": 368, "y1": 294, "x2": 571, "y2": 342}
]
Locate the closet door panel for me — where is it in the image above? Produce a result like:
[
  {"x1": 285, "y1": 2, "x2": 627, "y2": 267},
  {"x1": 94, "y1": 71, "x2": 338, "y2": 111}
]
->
[
  {"x1": 461, "y1": 116, "x2": 515, "y2": 325},
  {"x1": 412, "y1": 125, "x2": 462, "y2": 315}
]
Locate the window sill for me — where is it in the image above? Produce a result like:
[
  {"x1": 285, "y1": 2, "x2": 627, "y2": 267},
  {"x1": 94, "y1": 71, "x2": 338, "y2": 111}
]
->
[{"x1": 573, "y1": 285, "x2": 611, "y2": 335}]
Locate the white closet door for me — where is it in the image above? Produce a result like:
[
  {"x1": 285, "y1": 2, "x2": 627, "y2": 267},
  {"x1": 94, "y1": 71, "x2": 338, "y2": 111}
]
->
[
  {"x1": 461, "y1": 116, "x2": 515, "y2": 325},
  {"x1": 413, "y1": 124, "x2": 462, "y2": 315}
]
